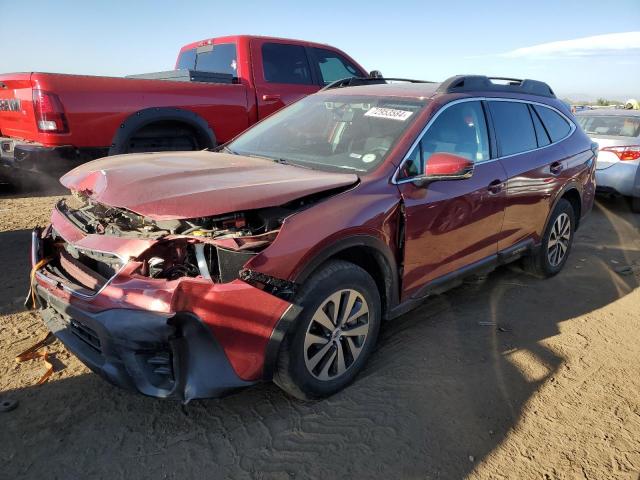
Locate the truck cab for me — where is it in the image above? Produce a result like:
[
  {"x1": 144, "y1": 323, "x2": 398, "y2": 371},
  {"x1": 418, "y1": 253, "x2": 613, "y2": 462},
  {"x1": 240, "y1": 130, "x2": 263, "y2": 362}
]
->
[{"x1": 0, "y1": 35, "x2": 367, "y2": 181}]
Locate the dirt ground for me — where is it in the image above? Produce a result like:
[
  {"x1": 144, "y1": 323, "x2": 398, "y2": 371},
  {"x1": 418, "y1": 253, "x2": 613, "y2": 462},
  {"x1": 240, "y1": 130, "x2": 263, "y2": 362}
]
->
[{"x1": 0, "y1": 189, "x2": 639, "y2": 480}]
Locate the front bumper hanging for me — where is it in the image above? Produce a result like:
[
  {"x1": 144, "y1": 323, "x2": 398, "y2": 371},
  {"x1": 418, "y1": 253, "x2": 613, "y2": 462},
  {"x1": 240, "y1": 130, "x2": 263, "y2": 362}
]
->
[{"x1": 35, "y1": 284, "x2": 253, "y2": 401}]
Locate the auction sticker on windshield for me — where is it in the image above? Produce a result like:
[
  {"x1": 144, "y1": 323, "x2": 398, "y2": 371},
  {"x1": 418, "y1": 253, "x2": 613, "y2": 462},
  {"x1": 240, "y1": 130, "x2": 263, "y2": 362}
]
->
[{"x1": 364, "y1": 107, "x2": 414, "y2": 121}]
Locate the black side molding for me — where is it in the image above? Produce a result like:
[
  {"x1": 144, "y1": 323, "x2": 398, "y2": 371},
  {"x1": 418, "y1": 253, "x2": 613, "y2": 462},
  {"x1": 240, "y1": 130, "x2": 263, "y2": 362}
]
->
[{"x1": 387, "y1": 238, "x2": 536, "y2": 320}]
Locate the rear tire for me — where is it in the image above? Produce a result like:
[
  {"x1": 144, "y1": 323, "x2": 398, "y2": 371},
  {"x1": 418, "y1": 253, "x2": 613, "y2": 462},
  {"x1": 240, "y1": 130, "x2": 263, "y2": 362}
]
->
[
  {"x1": 523, "y1": 198, "x2": 575, "y2": 278},
  {"x1": 273, "y1": 260, "x2": 381, "y2": 400},
  {"x1": 630, "y1": 196, "x2": 640, "y2": 214}
]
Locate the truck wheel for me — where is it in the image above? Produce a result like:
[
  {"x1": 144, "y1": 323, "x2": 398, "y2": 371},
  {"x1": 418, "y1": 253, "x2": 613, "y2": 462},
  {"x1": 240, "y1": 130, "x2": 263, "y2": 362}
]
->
[
  {"x1": 273, "y1": 260, "x2": 381, "y2": 400},
  {"x1": 523, "y1": 198, "x2": 575, "y2": 278}
]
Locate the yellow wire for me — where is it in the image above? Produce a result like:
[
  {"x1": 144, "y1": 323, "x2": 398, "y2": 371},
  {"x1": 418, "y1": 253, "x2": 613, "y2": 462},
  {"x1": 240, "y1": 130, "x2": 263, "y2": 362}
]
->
[{"x1": 30, "y1": 258, "x2": 50, "y2": 309}]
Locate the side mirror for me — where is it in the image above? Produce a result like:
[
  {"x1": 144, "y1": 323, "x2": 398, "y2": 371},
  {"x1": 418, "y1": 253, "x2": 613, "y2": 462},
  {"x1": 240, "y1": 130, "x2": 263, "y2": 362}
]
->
[
  {"x1": 424, "y1": 152, "x2": 474, "y2": 179},
  {"x1": 369, "y1": 70, "x2": 383, "y2": 79}
]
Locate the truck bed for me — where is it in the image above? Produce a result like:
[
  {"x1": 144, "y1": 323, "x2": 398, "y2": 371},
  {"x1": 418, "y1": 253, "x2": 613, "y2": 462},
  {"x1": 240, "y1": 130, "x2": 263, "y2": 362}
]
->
[
  {"x1": 126, "y1": 69, "x2": 236, "y2": 84},
  {"x1": 0, "y1": 71, "x2": 251, "y2": 148}
]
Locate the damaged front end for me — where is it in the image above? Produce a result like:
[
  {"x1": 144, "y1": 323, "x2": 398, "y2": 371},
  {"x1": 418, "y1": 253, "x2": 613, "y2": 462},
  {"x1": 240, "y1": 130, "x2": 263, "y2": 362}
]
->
[
  {"x1": 30, "y1": 193, "x2": 311, "y2": 401},
  {"x1": 48, "y1": 193, "x2": 298, "y2": 296}
]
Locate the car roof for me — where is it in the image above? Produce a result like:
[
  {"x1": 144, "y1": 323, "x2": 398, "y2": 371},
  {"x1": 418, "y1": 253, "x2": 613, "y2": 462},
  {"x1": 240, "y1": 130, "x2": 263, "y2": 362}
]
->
[
  {"x1": 319, "y1": 82, "x2": 442, "y2": 100},
  {"x1": 575, "y1": 109, "x2": 640, "y2": 117},
  {"x1": 319, "y1": 75, "x2": 558, "y2": 103}
]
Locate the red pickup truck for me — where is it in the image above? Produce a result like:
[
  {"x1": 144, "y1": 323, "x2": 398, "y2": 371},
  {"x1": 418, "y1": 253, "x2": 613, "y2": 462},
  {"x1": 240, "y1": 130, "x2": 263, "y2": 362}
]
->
[{"x1": 0, "y1": 35, "x2": 367, "y2": 180}]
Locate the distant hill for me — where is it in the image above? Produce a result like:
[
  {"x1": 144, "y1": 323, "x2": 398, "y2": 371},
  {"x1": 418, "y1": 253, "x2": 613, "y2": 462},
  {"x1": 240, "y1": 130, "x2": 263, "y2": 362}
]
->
[{"x1": 559, "y1": 92, "x2": 638, "y2": 103}]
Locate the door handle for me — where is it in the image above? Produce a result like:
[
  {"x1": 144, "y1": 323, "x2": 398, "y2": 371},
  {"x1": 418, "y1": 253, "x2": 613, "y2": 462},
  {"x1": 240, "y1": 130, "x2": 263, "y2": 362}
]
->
[
  {"x1": 487, "y1": 179, "x2": 503, "y2": 194},
  {"x1": 262, "y1": 94, "x2": 281, "y2": 102},
  {"x1": 550, "y1": 161, "x2": 563, "y2": 175}
]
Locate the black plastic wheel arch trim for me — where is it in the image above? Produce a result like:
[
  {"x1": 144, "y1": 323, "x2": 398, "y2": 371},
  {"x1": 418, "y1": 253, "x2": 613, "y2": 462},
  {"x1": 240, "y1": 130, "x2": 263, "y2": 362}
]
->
[
  {"x1": 108, "y1": 107, "x2": 217, "y2": 155},
  {"x1": 292, "y1": 234, "x2": 400, "y2": 314},
  {"x1": 261, "y1": 234, "x2": 401, "y2": 380},
  {"x1": 262, "y1": 303, "x2": 304, "y2": 381}
]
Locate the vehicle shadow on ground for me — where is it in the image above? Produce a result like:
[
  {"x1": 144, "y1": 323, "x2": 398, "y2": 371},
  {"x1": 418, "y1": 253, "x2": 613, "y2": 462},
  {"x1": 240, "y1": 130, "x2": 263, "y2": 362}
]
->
[
  {"x1": 0, "y1": 229, "x2": 32, "y2": 315},
  {"x1": 0, "y1": 183, "x2": 69, "y2": 199},
  {"x1": 1, "y1": 198, "x2": 638, "y2": 479}
]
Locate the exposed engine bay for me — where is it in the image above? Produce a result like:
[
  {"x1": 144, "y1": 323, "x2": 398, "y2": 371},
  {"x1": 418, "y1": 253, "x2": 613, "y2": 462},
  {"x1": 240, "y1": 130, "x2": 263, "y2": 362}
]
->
[
  {"x1": 46, "y1": 192, "x2": 319, "y2": 291},
  {"x1": 58, "y1": 193, "x2": 285, "y2": 240}
]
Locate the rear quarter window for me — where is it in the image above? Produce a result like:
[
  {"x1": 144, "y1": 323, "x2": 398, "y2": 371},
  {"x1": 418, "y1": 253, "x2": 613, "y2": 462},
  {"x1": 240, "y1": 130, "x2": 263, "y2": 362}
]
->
[
  {"x1": 489, "y1": 101, "x2": 537, "y2": 156},
  {"x1": 533, "y1": 105, "x2": 571, "y2": 142}
]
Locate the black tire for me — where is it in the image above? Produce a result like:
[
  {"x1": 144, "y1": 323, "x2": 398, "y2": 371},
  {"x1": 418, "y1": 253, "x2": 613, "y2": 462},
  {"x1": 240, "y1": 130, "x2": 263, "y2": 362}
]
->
[
  {"x1": 630, "y1": 196, "x2": 640, "y2": 214},
  {"x1": 273, "y1": 260, "x2": 381, "y2": 400},
  {"x1": 523, "y1": 198, "x2": 575, "y2": 278}
]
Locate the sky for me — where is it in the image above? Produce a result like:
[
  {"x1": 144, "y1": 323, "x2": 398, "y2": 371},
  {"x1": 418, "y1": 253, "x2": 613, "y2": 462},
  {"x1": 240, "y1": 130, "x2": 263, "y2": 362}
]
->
[{"x1": 1, "y1": 0, "x2": 638, "y2": 101}]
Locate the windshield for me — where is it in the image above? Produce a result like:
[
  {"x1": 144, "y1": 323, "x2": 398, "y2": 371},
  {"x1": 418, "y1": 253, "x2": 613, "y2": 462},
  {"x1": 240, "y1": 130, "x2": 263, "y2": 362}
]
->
[
  {"x1": 227, "y1": 94, "x2": 426, "y2": 173},
  {"x1": 577, "y1": 115, "x2": 640, "y2": 138}
]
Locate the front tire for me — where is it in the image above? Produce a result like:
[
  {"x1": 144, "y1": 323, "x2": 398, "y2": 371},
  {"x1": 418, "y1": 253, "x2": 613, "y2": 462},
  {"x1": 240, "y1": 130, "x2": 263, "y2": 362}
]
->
[
  {"x1": 273, "y1": 260, "x2": 381, "y2": 400},
  {"x1": 523, "y1": 198, "x2": 575, "y2": 278}
]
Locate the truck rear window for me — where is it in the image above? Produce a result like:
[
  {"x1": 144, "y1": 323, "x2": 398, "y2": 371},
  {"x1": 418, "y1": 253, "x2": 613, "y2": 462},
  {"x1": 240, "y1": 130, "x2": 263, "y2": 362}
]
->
[{"x1": 176, "y1": 43, "x2": 238, "y2": 77}]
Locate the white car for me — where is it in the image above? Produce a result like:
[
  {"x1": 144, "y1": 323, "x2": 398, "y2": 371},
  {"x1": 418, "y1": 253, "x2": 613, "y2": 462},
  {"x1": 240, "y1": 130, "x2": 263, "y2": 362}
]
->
[{"x1": 576, "y1": 110, "x2": 640, "y2": 212}]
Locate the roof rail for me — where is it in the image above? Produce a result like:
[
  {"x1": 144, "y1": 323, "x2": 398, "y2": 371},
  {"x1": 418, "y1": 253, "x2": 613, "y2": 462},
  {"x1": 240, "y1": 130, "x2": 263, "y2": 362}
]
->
[
  {"x1": 321, "y1": 76, "x2": 433, "y2": 91},
  {"x1": 438, "y1": 75, "x2": 556, "y2": 98}
]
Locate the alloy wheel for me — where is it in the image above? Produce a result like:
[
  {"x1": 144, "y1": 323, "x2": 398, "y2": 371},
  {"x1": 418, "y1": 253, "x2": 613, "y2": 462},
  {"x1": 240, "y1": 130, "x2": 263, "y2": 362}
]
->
[
  {"x1": 303, "y1": 289, "x2": 370, "y2": 381},
  {"x1": 547, "y1": 212, "x2": 571, "y2": 267}
]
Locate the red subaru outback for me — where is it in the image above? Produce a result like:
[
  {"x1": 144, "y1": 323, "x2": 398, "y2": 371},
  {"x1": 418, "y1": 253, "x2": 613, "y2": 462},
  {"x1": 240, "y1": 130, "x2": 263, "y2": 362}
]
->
[{"x1": 30, "y1": 76, "x2": 596, "y2": 401}]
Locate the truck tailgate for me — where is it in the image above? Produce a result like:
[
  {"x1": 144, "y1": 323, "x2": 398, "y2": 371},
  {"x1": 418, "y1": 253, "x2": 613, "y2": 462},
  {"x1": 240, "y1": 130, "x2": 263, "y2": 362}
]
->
[{"x1": 0, "y1": 73, "x2": 37, "y2": 141}]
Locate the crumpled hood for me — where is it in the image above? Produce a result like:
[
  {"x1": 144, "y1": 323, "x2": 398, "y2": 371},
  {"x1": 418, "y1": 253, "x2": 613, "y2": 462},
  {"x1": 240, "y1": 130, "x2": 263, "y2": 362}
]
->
[{"x1": 60, "y1": 151, "x2": 358, "y2": 220}]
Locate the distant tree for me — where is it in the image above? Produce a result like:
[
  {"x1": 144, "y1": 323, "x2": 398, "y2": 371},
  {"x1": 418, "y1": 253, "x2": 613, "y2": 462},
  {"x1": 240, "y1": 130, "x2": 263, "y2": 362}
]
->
[{"x1": 596, "y1": 98, "x2": 609, "y2": 106}]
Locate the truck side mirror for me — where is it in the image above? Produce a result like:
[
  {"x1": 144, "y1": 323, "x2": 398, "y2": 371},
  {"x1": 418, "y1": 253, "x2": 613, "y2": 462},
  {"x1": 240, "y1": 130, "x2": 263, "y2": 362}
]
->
[{"x1": 369, "y1": 70, "x2": 383, "y2": 79}]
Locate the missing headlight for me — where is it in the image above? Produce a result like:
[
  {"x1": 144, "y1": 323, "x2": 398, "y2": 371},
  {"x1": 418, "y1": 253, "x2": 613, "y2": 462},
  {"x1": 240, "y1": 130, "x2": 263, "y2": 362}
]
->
[
  {"x1": 216, "y1": 248, "x2": 256, "y2": 283},
  {"x1": 138, "y1": 240, "x2": 258, "y2": 284}
]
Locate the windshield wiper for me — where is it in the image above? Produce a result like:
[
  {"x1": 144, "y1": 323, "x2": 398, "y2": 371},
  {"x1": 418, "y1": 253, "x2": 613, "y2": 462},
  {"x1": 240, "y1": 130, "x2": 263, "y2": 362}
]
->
[
  {"x1": 334, "y1": 165, "x2": 365, "y2": 172},
  {"x1": 246, "y1": 154, "x2": 313, "y2": 169},
  {"x1": 220, "y1": 146, "x2": 239, "y2": 155},
  {"x1": 271, "y1": 157, "x2": 290, "y2": 165}
]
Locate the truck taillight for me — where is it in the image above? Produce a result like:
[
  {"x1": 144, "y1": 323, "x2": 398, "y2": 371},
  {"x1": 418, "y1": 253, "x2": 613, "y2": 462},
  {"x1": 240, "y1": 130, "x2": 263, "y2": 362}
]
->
[
  {"x1": 601, "y1": 145, "x2": 640, "y2": 161},
  {"x1": 33, "y1": 89, "x2": 69, "y2": 134}
]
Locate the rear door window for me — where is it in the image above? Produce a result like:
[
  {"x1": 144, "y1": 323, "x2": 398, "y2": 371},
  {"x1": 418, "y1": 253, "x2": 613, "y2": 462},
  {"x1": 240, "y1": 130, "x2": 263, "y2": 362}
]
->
[
  {"x1": 311, "y1": 48, "x2": 361, "y2": 85},
  {"x1": 489, "y1": 101, "x2": 537, "y2": 156},
  {"x1": 533, "y1": 105, "x2": 571, "y2": 142},
  {"x1": 262, "y1": 43, "x2": 313, "y2": 85}
]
